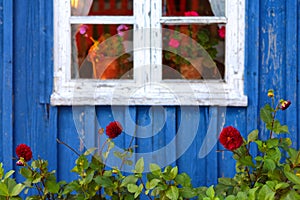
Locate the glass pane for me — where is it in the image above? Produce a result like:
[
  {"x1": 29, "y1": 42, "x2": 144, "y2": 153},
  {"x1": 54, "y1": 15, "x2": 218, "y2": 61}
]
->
[
  {"x1": 71, "y1": 0, "x2": 133, "y2": 16},
  {"x1": 162, "y1": 24, "x2": 225, "y2": 80},
  {"x1": 162, "y1": 0, "x2": 225, "y2": 17},
  {"x1": 71, "y1": 24, "x2": 134, "y2": 80}
]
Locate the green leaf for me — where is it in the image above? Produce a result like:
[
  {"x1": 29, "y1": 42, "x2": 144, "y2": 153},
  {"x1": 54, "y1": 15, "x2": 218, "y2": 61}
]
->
[
  {"x1": 275, "y1": 182, "x2": 290, "y2": 190},
  {"x1": 113, "y1": 151, "x2": 123, "y2": 159},
  {"x1": 127, "y1": 184, "x2": 139, "y2": 193},
  {"x1": 149, "y1": 163, "x2": 161, "y2": 176},
  {"x1": 284, "y1": 170, "x2": 300, "y2": 185},
  {"x1": 247, "y1": 129, "x2": 259, "y2": 143},
  {"x1": 258, "y1": 185, "x2": 275, "y2": 200},
  {"x1": 280, "y1": 190, "x2": 300, "y2": 200},
  {"x1": 94, "y1": 176, "x2": 113, "y2": 187},
  {"x1": 180, "y1": 187, "x2": 197, "y2": 198},
  {"x1": 218, "y1": 177, "x2": 237, "y2": 186},
  {"x1": 248, "y1": 187, "x2": 258, "y2": 200},
  {"x1": 20, "y1": 167, "x2": 32, "y2": 179},
  {"x1": 266, "y1": 138, "x2": 279, "y2": 148},
  {"x1": 206, "y1": 186, "x2": 215, "y2": 198},
  {"x1": 10, "y1": 184, "x2": 25, "y2": 196},
  {"x1": 146, "y1": 179, "x2": 160, "y2": 190},
  {"x1": 123, "y1": 160, "x2": 133, "y2": 166},
  {"x1": 271, "y1": 120, "x2": 289, "y2": 134},
  {"x1": 239, "y1": 156, "x2": 255, "y2": 167},
  {"x1": 134, "y1": 158, "x2": 144, "y2": 174},
  {"x1": 236, "y1": 191, "x2": 248, "y2": 200},
  {"x1": 133, "y1": 184, "x2": 143, "y2": 199},
  {"x1": 4, "y1": 170, "x2": 14, "y2": 179},
  {"x1": 121, "y1": 175, "x2": 138, "y2": 187},
  {"x1": 0, "y1": 182, "x2": 9, "y2": 196},
  {"x1": 83, "y1": 147, "x2": 97, "y2": 156},
  {"x1": 175, "y1": 173, "x2": 192, "y2": 187},
  {"x1": 166, "y1": 186, "x2": 179, "y2": 200},
  {"x1": 263, "y1": 158, "x2": 276, "y2": 171},
  {"x1": 225, "y1": 195, "x2": 236, "y2": 200},
  {"x1": 169, "y1": 166, "x2": 178, "y2": 180},
  {"x1": 260, "y1": 104, "x2": 273, "y2": 124}
]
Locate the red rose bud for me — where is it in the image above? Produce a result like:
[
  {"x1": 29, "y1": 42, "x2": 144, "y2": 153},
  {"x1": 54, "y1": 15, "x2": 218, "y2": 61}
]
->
[
  {"x1": 16, "y1": 144, "x2": 32, "y2": 162},
  {"x1": 16, "y1": 160, "x2": 25, "y2": 166},
  {"x1": 280, "y1": 100, "x2": 291, "y2": 110},
  {"x1": 106, "y1": 121, "x2": 123, "y2": 139},
  {"x1": 219, "y1": 126, "x2": 243, "y2": 151}
]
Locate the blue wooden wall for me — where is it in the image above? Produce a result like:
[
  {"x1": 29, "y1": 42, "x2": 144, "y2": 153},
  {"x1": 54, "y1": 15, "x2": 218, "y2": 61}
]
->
[{"x1": 0, "y1": 0, "x2": 299, "y2": 191}]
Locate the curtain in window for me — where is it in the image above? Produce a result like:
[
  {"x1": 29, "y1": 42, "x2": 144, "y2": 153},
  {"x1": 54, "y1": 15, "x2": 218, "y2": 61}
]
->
[
  {"x1": 71, "y1": 0, "x2": 93, "y2": 78},
  {"x1": 71, "y1": 0, "x2": 93, "y2": 16},
  {"x1": 208, "y1": 0, "x2": 225, "y2": 16}
]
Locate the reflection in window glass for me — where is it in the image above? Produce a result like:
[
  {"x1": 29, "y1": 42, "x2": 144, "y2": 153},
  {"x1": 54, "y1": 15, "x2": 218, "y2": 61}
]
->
[
  {"x1": 71, "y1": 0, "x2": 133, "y2": 16},
  {"x1": 162, "y1": 24, "x2": 225, "y2": 80},
  {"x1": 72, "y1": 24, "x2": 133, "y2": 80},
  {"x1": 162, "y1": 0, "x2": 225, "y2": 17}
]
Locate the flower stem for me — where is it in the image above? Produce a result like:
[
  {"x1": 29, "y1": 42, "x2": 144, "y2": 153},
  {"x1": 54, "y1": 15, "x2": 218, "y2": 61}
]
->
[
  {"x1": 120, "y1": 125, "x2": 137, "y2": 170},
  {"x1": 56, "y1": 138, "x2": 80, "y2": 156}
]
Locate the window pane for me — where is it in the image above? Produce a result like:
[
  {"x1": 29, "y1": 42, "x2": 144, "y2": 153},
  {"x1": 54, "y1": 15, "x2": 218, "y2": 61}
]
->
[
  {"x1": 162, "y1": 24, "x2": 225, "y2": 80},
  {"x1": 72, "y1": 24, "x2": 133, "y2": 80},
  {"x1": 71, "y1": 0, "x2": 133, "y2": 16},
  {"x1": 162, "y1": 0, "x2": 225, "y2": 17}
]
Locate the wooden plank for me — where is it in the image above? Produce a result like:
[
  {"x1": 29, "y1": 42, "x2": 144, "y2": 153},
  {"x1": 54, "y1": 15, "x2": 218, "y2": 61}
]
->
[
  {"x1": 162, "y1": 106, "x2": 176, "y2": 168},
  {"x1": 135, "y1": 106, "x2": 153, "y2": 172},
  {"x1": 298, "y1": 0, "x2": 300, "y2": 148},
  {"x1": 259, "y1": 0, "x2": 286, "y2": 139},
  {"x1": 123, "y1": 106, "x2": 137, "y2": 172},
  {"x1": 39, "y1": 0, "x2": 53, "y2": 103},
  {"x1": 57, "y1": 107, "x2": 81, "y2": 182},
  {"x1": 2, "y1": 0, "x2": 13, "y2": 170},
  {"x1": 176, "y1": 106, "x2": 200, "y2": 184},
  {"x1": 0, "y1": 0, "x2": 3, "y2": 164},
  {"x1": 285, "y1": 0, "x2": 298, "y2": 146},
  {"x1": 245, "y1": 0, "x2": 260, "y2": 156},
  {"x1": 193, "y1": 107, "x2": 207, "y2": 186},
  {"x1": 217, "y1": 108, "x2": 246, "y2": 179}
]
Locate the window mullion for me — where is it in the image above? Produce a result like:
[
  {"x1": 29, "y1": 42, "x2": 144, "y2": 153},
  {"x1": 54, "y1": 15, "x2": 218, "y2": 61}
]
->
[
  {"x1": 151, "y1": 0, "x2": 162, "y2": 82},
  {"x1": 133, "y1": 0, "x2": 151, "y2": 85}
]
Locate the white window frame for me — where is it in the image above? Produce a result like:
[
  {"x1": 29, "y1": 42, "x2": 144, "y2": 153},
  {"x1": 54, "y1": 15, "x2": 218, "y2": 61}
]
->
[{"x1": 51, "y1": 0, "x2": 247, "y2": 106}]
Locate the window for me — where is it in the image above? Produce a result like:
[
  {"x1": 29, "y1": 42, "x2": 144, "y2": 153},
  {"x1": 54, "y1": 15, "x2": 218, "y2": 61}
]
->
[{"x1": 51, "y1": 0, "x2": 247, "y2": 106}]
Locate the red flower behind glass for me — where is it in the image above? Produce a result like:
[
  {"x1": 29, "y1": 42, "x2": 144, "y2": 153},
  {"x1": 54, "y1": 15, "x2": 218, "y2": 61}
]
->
[
  {"x1": 218, "y1": 26, "x2": 226, "y2": 39},
  {"x1": 16, "y1": 144, "x2": 32, "y2": 162},
  {"x1": 219, "y1": 126, "x2": 243, "y2": 151},
  {"x1": 184, "y1": 11, "x2": 199, "y2": 16},
  {"x1": 106, "y1": 121, "x2": 123, "y2": 139}
]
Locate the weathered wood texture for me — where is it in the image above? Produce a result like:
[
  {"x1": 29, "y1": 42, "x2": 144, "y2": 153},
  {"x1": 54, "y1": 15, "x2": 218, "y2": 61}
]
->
[{"x1": 0, "y1": 0, "x2": 299, "y2": 194}]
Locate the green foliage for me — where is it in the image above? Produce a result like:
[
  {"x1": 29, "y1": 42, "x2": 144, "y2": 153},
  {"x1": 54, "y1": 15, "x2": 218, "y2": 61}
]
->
[
  {"x1": 0, "y1": 163, "x2": 25, "y2": 199},
  {"x1": 210, "y1": 90, "x2": 298, "y2": 199},
  {"x1": 2, "y1": 90, "x2": 299, "y2": 199}
]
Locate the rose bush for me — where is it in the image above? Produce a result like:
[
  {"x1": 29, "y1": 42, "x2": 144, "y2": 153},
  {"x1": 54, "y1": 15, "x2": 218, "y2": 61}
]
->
[{"x1": 0, "y1": 90, "x2": 298, "y2": 200}]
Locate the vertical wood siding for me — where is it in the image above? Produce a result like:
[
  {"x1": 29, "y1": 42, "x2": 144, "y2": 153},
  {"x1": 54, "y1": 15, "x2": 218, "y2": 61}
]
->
[{"x1": 0, "y1": 0, "x2": 299, "y2": 194}]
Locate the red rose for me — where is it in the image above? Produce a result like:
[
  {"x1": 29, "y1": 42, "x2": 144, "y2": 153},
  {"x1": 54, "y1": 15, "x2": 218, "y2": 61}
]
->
[
  {"x1": 219, "y1": 126, "x2": 243, "y2": 151},
  {"x1": 16, "y1": 144, "x2": 32, "y2": 162},
  {"x1": 106, "y1": 121, "x2": 123, "y2": 139}
]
